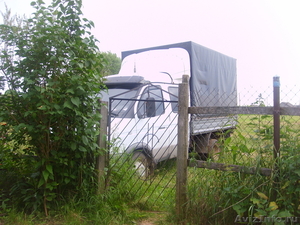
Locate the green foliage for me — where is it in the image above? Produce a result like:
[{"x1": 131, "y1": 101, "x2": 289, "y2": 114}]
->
[
  {"x1": 0, "y1": 154, "x2": 153, "y2": 224},
  {"x1": 251, "y1": 93, "x2": 266, "y2": 107},
  {"x1": 0, "y1": 0, "x2": 106, "y2": 215},
  {"x1": 230, "y1": 115, "x2": 300, "y2": 221},
  {"x1": 182, "y1": 115, "x2": 300, "y2": 224},
  {"x1": 100, "y1": 51, "x2": 121, "y2": 76}
]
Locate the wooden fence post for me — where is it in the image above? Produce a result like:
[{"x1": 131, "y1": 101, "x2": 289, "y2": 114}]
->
[
  {"x1": 176, "y1": 75, "x2": 189, "y2": 224},
  {"x1": 96, "y1": 100, "x2": 108, "y2": 194}
]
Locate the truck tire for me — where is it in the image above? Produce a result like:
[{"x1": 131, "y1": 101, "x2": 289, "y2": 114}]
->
[
  {"x1": 207, "y1": 139, "x2": 220, "y2": 160},
  {"x1": 132, "y1": 151, "x2": 153, "y2": 179}
]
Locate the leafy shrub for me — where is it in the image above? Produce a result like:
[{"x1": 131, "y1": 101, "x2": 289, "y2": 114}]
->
[{"x1": 0, "y1": 0, "x2": 105, "y2": 215}]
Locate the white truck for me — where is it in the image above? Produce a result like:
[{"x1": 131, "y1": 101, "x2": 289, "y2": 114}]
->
[{"x1": 101, "y1": 41, "x2": 237, "y2": 176}]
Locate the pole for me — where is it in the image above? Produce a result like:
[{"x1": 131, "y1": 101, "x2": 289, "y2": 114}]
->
[
  {"x1": 96, "y1": 100, "x2": 108, "y2": 194},
  {"x1": 176, "y1": 75, "x2": 189, "y2": 224},
  {"x1": 273, "y1": 76, "x2": 280, "y2": 160},
  {"x1": 272, "y1": 76, "x2": 280, "y2": 200}
]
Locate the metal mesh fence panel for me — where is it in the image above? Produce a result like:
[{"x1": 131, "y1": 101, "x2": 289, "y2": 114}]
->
[
  {"x1": 185, "y1": 82, "x2": 300, "y2": 223},
  {"x1": 189, "y1": 87, "x2": 238, "y2": 162},
  {"x1": 106, "y1": 83, "x2": 178, "y2": 210}
]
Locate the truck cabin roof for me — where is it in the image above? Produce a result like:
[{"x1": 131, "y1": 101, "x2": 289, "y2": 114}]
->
[{"x1": 104, "y1": 75, "x2": 149, "y2": 89}]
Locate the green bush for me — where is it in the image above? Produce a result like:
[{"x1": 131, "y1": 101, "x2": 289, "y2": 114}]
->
[{"x1": 0, "y1": 0, "x2": 105, "y2": 216}]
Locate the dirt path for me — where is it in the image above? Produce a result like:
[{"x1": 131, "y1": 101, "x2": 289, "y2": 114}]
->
[
  {"x1": 138, "y1": 220, "x2": 155, "y2": 225},
  {"x1": 136, "y1": 211, "x2": 168, "y2": 225}
]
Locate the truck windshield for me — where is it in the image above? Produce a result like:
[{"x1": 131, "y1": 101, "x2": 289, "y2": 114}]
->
[{"x1": 101, "y1": 88, "x2": 140, "y2": 118}]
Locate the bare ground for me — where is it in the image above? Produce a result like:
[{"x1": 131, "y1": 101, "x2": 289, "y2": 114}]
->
[{"x1": 136, "y1": 211, "x2": 170, "y2": 225}]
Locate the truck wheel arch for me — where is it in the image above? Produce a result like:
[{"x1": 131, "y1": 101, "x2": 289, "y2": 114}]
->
[
  {"x1": 126, "y1": 143, "x2": 155, "y2": 178},
  {"x1": 125, "y1": 142, "x2": 153, "y2": 159}
]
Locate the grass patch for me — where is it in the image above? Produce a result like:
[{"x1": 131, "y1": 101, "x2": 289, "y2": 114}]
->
[{"x1": 1, "y1": 114, "x2": 300, "y2": 224}]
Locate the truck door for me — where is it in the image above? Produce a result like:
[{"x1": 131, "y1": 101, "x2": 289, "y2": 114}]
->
[
  {"x1": 167, "y1": 86, "x2": 179, "y2": 159},
  {"x1": 136, "y1": 85, "x2": 170, "y2": 163}
]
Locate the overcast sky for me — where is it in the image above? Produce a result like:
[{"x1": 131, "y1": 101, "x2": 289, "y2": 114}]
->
[{"x1": 1, "y1": 0, "x2": 300, "y2": 104}]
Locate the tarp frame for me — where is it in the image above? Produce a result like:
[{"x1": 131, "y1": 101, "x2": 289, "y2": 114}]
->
[{"x1": 121, "y1": 41, "x2": 237, "y2": 108}]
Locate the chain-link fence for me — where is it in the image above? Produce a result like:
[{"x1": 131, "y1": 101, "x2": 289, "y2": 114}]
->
[
  {"x1": 102, "y1": 77, "x2": 300, "y2": 222},
  {"x1": 178, "y1": 77, "x2": 300, "y2": 224}
]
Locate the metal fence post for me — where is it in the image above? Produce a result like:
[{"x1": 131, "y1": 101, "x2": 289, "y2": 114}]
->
[
  {"x1": 176, "y1": 75, "x2": 189, "y2": 224},
  {"x1": 96, "y1": 100, "x2": 108, "y2": 194},
  {"x1": 273, "y1": 76, "x2": 280, "y2": 159},
  {"x1": 272, "y1": 76, "x2": 280, "y2": 200}
]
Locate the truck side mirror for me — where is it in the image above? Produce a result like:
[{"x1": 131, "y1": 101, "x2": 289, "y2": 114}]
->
[{"x1": 146, "y1": 97, "x2": 156, "y2": 117}]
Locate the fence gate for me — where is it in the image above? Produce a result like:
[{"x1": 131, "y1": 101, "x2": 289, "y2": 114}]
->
[{"x1": 105, "y1": 83, "x2": 179, "y2": 210}]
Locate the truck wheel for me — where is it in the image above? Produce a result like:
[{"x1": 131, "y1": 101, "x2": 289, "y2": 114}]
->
[
  {"x1": 208, "y1": 139, "x2": 220, "y2": 160},
  {"x1": 132, "y1": 151, "x2": 152, "y2": 179}
]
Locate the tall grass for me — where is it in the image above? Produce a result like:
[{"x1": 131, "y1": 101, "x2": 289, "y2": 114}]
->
[
  {"x1": 0, "y1": 154, "x2": 160, "y2": 224},
  {"x1": 1, "y1": 114, "x2": 300, "y2": 224},
  {"x1": 170, "y1": 114, "x2": 300, "y2": 225},
  {"x1": 184, "y1": 166, "x2": 272, "y2": 224}
]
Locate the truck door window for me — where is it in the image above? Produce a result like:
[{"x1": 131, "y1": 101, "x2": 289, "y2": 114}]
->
[
  {"x1": 100, "y1": 88, "x2": 140, "y2": 118},
  {"x1": 168, "y1": 87, "x2": 179, "y2": 113},
  {"x1": 137, "y1": 86, "x2": 165, "y2": 118}
]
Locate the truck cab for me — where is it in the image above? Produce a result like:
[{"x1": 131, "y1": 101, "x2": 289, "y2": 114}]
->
[{"x1": 101, "y1": 74, "x2": 179, "y2": 165}]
